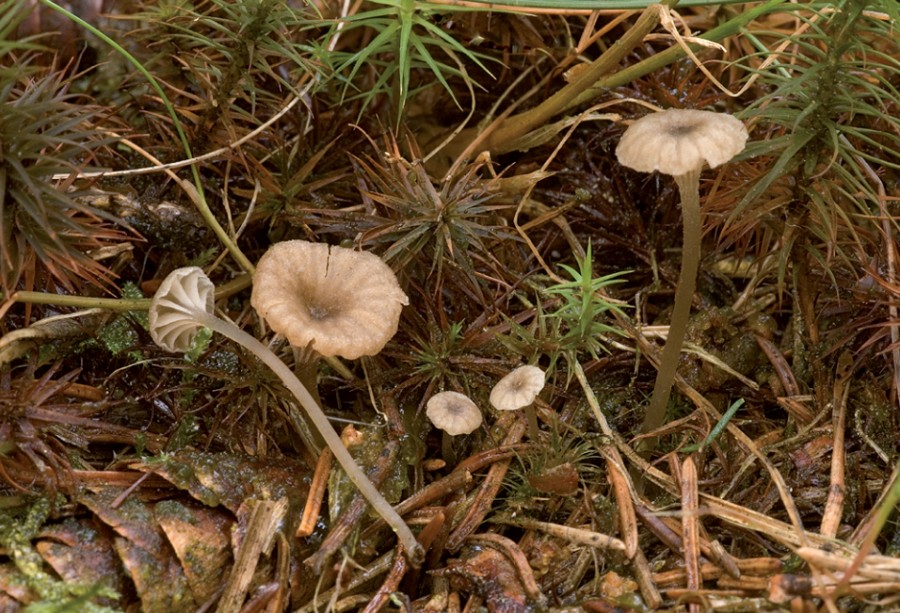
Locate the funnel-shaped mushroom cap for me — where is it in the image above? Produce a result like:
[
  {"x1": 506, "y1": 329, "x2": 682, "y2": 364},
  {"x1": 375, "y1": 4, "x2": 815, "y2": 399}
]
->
[
  {"x1": 426, "y1": 391, "x2": 482, "y2": 436},
  {"x1": 490, "y1": 365, "x2": 545, "y2": 412},
  {"x1": 251, "y1": 240, "x2": 409, "y2": 360},
  {"x1": 616, "y1": 109, "x2": 748, "y2": 177},
  {"x1": 149, "y1": 267, "x2": 215, "y2": 352}
]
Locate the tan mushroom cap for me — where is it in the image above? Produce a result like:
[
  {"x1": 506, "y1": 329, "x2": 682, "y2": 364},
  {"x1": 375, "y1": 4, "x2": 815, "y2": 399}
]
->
[
  {"x1": 251, "y1": 240, "x2": 409, "y2": 360},
  {"x1": 615, "y1": 109, "x2": 748, "y2": 177},
  {"x1": 426, "y1": 391, "x2": 483, "y2": 436},
  {"x1": 490, "y1": 365, "x2": 545, "y2": 411}
]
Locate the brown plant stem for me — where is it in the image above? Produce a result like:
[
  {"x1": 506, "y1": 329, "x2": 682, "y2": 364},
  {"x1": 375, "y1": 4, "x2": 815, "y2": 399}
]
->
[
  {"x1": 440, "y1": 0, "x2": 674, "y2": 165},
  {"x1": 641, "y1": 169, "x2": 701, "y2": 434}
]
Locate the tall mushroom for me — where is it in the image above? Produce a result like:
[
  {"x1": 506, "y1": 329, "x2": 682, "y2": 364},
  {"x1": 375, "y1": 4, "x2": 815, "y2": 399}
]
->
[
  {"x1": 616, "y1": 109, "x2": 748, "y2": 435},
  {"x1": 148, "y1": 266, "x2": 422, "y2": 563}
]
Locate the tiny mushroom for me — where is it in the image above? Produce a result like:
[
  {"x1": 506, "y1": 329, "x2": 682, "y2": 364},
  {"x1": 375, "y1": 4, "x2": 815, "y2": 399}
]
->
[
  {"x1": 148, "y1": 266, "x2": 422, "y2": 564},
  {"x1": 616, "y1": 109, "x2": 748, "y2": 436},
  {"x1": 490, "y1": 365, "x2": 546, "y2": 440},
  {"x1": 426, "y1": 391, "x2": 482, "y2": 462},
  {"x1": 427, "y1": 391, "x2": 482, "y2": 436}
]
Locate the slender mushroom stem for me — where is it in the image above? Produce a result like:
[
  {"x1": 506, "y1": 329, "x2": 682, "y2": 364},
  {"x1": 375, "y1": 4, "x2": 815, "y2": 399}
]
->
[
  {"x1": 641, "y1": 169, "x2": 702, "y2": 434},
  {"x1": 183, "y1": 308, "x2": 424, "y2": 564},
  {"x1": 524, "y1": 405, "x2": 541, "y2": 441},
  {"x1": 440, "y1": 432, "x2": 456, "y2": 466}
]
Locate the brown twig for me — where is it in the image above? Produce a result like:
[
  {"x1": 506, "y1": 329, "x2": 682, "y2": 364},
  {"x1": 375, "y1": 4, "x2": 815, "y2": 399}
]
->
[
  {"x1": 361, "y1": 512, "x2": 445, "y2": 613},
  {"x1": 445, "y1": 414, "x2": 526, "y2": 551},
  {"x1": 632, "y1": 546, "x2": 664, "y2": 610},
  {"x1": 495, "y1": 515, "x2": 626, "y2": 552},
  {"x1": 598, "y1": 445, "x2": 639, "y2": 559},
  {"x1": 297, "y1": 448, "x2": 333, "y2": 538},
  {"x1": 821, "y1": 350, "x2": 854, "y2": 538},
  {"x1": 680, "y1": 455, "x2": 702, "y2": 612}
]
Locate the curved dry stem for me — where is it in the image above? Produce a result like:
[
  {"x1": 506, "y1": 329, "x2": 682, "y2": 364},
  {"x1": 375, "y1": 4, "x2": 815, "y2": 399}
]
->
[
  {"x1": 642, "y1": 169, "x2": 701, "y2": 434},
  {"x1": 190, "y1": 309, "x2": 423, "y2": 564}
]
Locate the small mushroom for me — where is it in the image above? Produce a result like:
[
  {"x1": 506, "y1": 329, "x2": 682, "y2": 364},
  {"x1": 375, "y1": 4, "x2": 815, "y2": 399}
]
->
[
  {"x1": 148, "y1": 267, "x2": 422, "y2": 563},
  {"x1": 616, "y1": 109, "x2": 747, "y2": 435},
  {"x1": 490, "y1": 365, "x2": 546, "y2": 440},
  {"x1": 426, "y1": 391, "x2": 482, "y2": 463},
  {"x1": 251, "y1": 240, "x2": 409, "y2": 403},
  {"x1": 426, "y1": 391, "x2": 483, "y2": 436}
]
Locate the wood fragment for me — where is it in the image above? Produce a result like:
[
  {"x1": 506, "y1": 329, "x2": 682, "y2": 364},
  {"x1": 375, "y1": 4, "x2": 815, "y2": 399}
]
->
[
  {"x1": 632, "y1": 544, "x2": 663, "y2": 610},
  {"x1": 495, "y1": 515, "x2": 626, "y2": 552},
  {"x1": 216, "y1": 498, "x2": 287, "y2": 613},
  {"x1": 600, "y1": 445, "x2": 639, "y2": 559},
  {"x1": 821, "y1": 350, "x2": 854, "y2": 537},
  {"x1": 680, "y1": 455, "x2": 701, "y2": 612},
  {"x1": 297, "y1": 448, "x2": 333, "y2": 538}
]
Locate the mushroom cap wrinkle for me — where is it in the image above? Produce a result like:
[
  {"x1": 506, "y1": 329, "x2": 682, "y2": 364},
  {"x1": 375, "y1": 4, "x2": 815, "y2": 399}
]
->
[
  {"x1": 490, "y1": 365, "x2": 546, "y2": 411},
  {"x1": 251, "y1": 240, "x2": 409, "y2": 360},
  {"x1": 615, "y1": 109, "x2": 748, "y2": 177},
  {"x1": 426, "y1": 391, "x2": 483, "y2": 436},
  {"x1": 149, "y1": 267, "x2": 215, "y2": 352}
]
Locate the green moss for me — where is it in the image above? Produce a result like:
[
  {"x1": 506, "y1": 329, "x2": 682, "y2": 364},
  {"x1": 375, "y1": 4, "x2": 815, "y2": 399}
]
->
[{"x1": 0, "y1": 497, "x2": 119, "y2": 612}]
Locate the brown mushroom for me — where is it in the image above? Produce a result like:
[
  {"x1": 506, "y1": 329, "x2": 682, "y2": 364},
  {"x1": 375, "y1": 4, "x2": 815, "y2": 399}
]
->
[
  {"x1": 251, "y1": 240, "x2": 408, "y2": 360},
  {"x1": 251, "y1": 240, "x2": 408, "y2": 401}
]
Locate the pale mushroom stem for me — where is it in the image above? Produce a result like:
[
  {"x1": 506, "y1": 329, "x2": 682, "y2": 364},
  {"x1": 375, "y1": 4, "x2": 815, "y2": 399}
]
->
[
  {"x1": 185, "y1": 308, "x2": 424, "y2": 564},
  {"x1": 641, "y1": 169, "x2": 702, "y2": 434}
]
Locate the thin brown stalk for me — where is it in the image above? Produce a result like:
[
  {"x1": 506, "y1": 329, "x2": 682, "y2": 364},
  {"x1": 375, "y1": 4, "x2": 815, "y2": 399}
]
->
[
  {"x1": 361, "y1": 513, "x2": 445, "y2": 613},
  {"x1": 709, "y1": 540, "x2": 741, "y2": 580},
  {"x1": 821, "y1": 350, "x2": 854, "y2": 537},
  {"x1": 495, "y1": 516, "x2": 626, "y2": 552},
  {"x1": 681, "y1": 456, "x2": 702, "y2": 611},
  {"x1": 453, "y1": 444, "x2": 529, "y2": 475},
  {"x1": 635, "y1": 503, "x2": 685, "y2": 553},
  {"x1": 599, "y1": 445, "x2": 639, "y2": 558},
  {"x1": 632, "y1": 546, "x2": 664, "y2": 610},
  {"x1": 296, "y1": 448, "x2": 333, "y2": 538},
  {"x1": 655, "y1": 558, "x2": 783, "y2": 587}
]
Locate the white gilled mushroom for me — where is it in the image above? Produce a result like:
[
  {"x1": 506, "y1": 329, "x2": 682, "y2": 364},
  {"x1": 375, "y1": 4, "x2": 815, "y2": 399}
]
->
[
  {"x1": 490, "y1": 365, "x2": 546, "y2": 440},
  {"x1": 426, "y1": 391, "x2": 482, "y2": 463},
  {"x1": 616, "y1": 109, "x2": 748, "y2": 435},
  {"x1": 251, "y1": 240, "x2": 409, "y2": 402},
  {"x1": 148, "y1": 267, "x2": 422, "y2": 563}
]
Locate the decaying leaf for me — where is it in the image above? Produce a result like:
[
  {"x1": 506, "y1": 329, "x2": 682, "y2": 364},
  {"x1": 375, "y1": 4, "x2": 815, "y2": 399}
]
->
[
  {"x1": 131, "y1": 451, "x2": 310, "y2": 515},
  {"x1": 436, "y1": 547, "x2": 531, "y2": 613}
]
